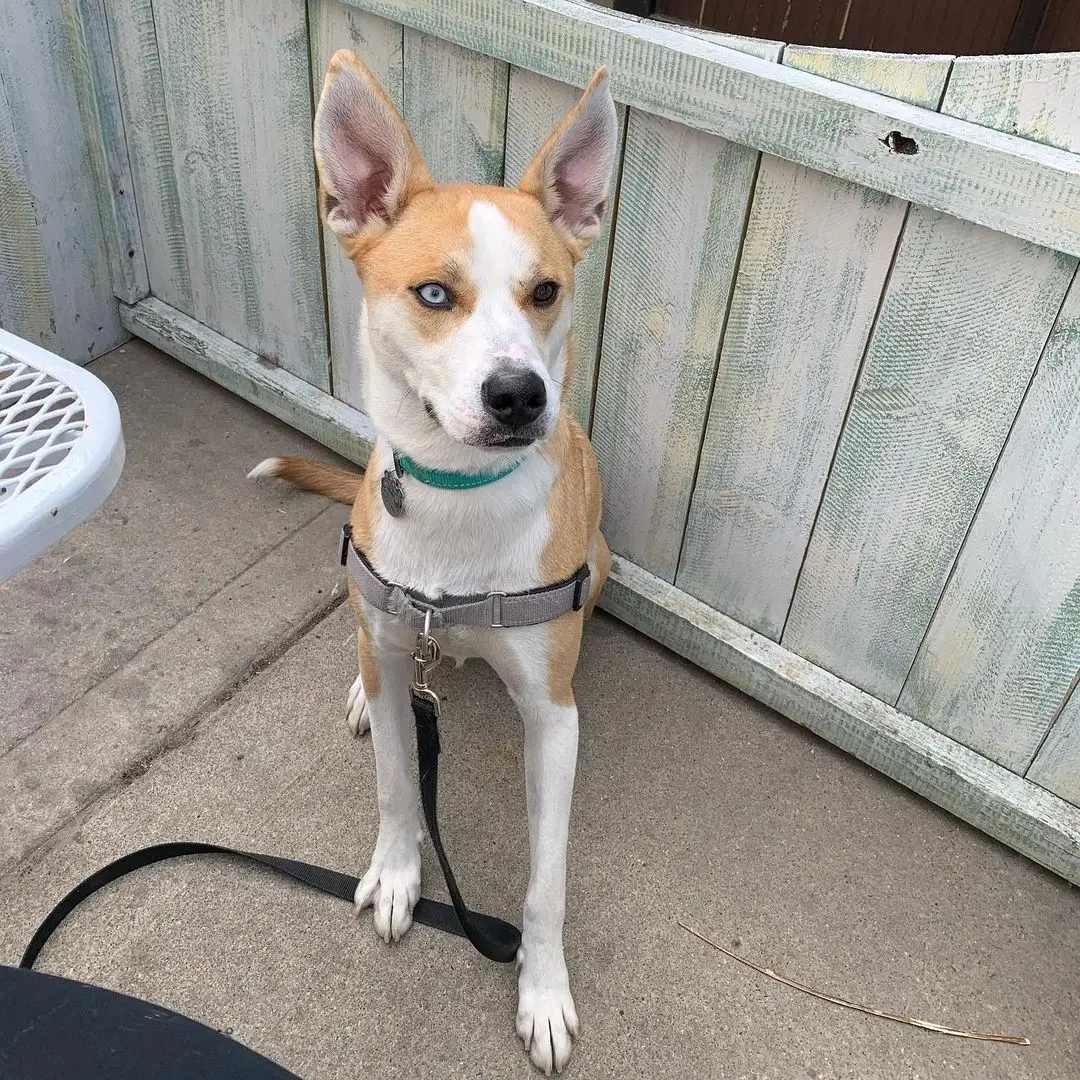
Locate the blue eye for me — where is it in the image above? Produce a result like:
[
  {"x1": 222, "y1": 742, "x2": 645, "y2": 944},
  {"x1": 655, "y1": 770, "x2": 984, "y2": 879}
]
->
[{"x1": 415, "y1": 282, "x2": 452, "y2": 309}]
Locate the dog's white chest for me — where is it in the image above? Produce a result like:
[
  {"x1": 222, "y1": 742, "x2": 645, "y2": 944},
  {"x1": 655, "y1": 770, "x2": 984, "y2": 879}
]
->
[{"x1": 368, "y1": 440, "x2": 556, "y2": 599}]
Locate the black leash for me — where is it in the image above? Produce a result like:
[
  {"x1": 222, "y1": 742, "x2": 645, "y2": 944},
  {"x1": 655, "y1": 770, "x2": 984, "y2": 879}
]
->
[
  {"x1": 21, "y1": 680, "x2": 521, "y2": 970},
  {"x1": 412, "y1": 680, "x2": 519, "y2": 960}
]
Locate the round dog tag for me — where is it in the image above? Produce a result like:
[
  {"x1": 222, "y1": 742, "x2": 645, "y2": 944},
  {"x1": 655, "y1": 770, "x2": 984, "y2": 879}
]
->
[{"x1": 381, "y1": 468, "x2": 405, "y2": 517}]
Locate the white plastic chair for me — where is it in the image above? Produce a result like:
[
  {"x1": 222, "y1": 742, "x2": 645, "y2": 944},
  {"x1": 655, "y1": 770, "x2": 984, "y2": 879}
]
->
[{"x1": 0, "y1": 328, "x2": 125, "y2": 582}]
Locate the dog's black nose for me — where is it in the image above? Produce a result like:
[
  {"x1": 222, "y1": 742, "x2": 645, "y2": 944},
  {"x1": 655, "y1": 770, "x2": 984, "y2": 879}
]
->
[{"x1": 481, "y1": 370, "x2": 547, "y2": 430}]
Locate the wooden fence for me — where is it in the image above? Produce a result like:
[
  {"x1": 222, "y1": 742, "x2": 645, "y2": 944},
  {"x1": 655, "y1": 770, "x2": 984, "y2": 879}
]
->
[{"x1": 4, "y1": 0, "x2": 1080, "y2": 882}]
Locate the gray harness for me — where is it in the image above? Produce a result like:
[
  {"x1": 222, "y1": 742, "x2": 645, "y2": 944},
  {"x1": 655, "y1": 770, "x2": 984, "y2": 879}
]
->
[{"x1": 340, "y1": 525, "x2": 591, "y2": 630}]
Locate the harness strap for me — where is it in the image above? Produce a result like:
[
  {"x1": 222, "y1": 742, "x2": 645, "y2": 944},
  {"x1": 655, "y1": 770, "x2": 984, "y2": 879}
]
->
[{"x1": 341, "y1": 525, "x2": 590, "y2": 630}]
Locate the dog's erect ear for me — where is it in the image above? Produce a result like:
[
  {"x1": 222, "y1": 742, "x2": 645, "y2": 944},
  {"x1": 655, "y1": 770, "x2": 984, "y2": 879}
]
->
[
  {"x1": 313, "y1": 50, "x2": 432, "y2": 238},
  {"x1": 518, "y1": 67, "x2": 618, "y2": 249}
]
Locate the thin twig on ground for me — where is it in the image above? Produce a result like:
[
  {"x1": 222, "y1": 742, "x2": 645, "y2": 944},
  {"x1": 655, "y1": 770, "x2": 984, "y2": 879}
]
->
[{"x1": 677, "y1": 919, "x2": 1030, "y2": 1046}]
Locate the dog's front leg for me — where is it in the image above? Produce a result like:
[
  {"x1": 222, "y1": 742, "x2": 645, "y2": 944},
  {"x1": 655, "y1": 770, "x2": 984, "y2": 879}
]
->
[
  {"x1": 353, "y1": 642, "x2": 422, "y2": 943},
  {"x1": 510, "y1": 680, "x2": 581, "y2": 1076}
]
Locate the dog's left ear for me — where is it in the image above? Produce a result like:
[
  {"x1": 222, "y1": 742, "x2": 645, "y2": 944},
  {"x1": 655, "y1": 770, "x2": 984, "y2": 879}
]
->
[{"x1": 518, "y1": 67, "x2": 618, "y2": 250}]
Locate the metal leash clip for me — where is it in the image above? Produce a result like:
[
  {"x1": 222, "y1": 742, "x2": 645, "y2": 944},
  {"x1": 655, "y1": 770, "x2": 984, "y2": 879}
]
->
[{"x1": 411, "y1": 608, "x2": 442, "y2": 716}]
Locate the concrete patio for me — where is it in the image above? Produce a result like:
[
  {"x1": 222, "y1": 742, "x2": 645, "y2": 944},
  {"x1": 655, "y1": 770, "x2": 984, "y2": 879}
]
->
[{"x1": 2, "y1": 341, "x2": 1077, "y2": 1079}]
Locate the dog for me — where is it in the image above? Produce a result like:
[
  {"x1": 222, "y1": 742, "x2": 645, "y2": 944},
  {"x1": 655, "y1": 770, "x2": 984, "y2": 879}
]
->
[{"x1": 249, "y1": 51, "x2": 618, "y2": 1074}]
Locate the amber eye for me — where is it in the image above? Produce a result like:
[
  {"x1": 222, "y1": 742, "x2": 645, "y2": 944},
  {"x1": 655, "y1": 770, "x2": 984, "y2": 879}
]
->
[{"x1": 532, "y1": 280, "x2": 559, "y2": 306}]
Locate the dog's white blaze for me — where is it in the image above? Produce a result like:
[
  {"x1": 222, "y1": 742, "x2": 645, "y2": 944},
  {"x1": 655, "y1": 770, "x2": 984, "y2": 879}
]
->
[
  {"x1": 425, "y1": 202, "x2": 557, "y2": 433},
  {"x1": 469, "y1": 201, "x2": 566, "y2": 381},
  {"x1": 467, "y1": 200, "x2": 534, "y2": 300}
]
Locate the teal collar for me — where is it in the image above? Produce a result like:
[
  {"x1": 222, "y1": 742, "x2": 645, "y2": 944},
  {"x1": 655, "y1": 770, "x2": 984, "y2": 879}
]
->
[{"x1": 395, "y1": 452, "x2": 522, "y2": 491}]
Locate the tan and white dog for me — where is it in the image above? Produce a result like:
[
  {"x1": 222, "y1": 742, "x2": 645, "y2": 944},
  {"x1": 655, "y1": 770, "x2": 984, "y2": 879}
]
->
[{"x1": 250, "y1": 52, "x2": 617, "y2": 1073}]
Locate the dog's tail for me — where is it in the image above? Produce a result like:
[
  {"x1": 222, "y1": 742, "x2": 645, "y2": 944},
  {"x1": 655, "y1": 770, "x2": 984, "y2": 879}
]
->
[{"x1": 248, "y1": 455, "x2": 362, "y2": 505}]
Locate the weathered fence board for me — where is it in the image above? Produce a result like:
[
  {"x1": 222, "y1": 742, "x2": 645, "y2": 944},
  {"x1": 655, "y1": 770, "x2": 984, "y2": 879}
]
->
[
  {"x1": 403, "y1": 31, "x2": 509, "y2": 186},
  {"x1": 897, "y1": 273, "x2": 1080, "y2": 772},
  {"x1": 104, "y1": 0, "x2": 193, "y2": 317},
  {"x1": 0, "y1": 70, "x2": 53, "y2": 349},
  {"x1": 0, "y1": 0, "x2": 124, "y2": 360},
  {"x1": 669, "y1": 23, "x2": 788, "y2": 62},
  {"x1": 944, "y1": 53, "x2": 1080, "y2": 155},
  {"x1": 676, "y1": 52, "x2": 950, "y2": 638},
  {"x1": 894, "y1": 55, "x2": 1080, "y2": 782},
  {"x1": 781, "y1": 46, "x2": 953, "y2": 110},
  {"x1": 345, "y1": 0, "x2": 1080, "y2": 258},
  {"x1": 142, "y1": 0, "x2": 328, "y2": 386},
  {"x1": 587, "y1": 32, "x2": 783, "y2": 581},
  {"x1": 1029, "y1": 689, "x2": 1080, "y2": 807},
  {"x1": 783, "y1": 212, "x2": 1074, "y2": 701},
  {"x1": 309, "y1": 1, "x2": 402, "y2": 412},
  {"x1": 782, "y1": 51, "x2": 1080, "y2": 701},
  {"x1": 66, "y1": 0, "x2": 149, "y2": 305},
  {"x1": 503, "y1": 68, "x2": 626, "y2": 431},
  {"x1": 589, "y1": 109, "x2": 761, "y2": 580}
]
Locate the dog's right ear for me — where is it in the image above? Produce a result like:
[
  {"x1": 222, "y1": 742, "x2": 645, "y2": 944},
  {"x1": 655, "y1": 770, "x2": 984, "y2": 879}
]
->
[
  {"x1": 313, "y1": 50, "x2": 432, "y2": 240},
  {"x1": 518, "y1": 67, "x2": 618, "y2": 251}
]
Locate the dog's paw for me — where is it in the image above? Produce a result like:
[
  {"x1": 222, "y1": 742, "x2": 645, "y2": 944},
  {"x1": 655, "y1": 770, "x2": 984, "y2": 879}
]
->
[
  {"x1": 345, "y1": 673, "x2": 369, "y2": 736},
  {"x1": 354, "y1": 846, "x2": 421, "y2": 943},
  {"x1": 516, "y1": 976, "x2": 579, "y2": 1075}
]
